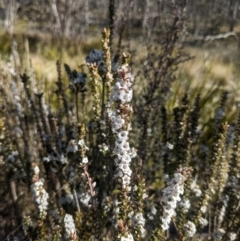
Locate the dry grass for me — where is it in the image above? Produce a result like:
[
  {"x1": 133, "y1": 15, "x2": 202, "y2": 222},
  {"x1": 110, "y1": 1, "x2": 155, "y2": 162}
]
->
[{"x1": 1, "y1": 26, "x2": 239, "y2": 93}]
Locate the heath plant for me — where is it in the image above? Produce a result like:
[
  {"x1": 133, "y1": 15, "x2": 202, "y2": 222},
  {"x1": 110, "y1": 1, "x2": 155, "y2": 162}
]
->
[{"x1": 2, "y1": 1, "x2": 240, "y2": 241}]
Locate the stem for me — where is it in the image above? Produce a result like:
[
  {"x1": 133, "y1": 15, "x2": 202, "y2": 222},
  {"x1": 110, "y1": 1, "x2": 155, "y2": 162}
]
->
[
  {"x1": 76, "y1": 89, "x2": 79, "y2": 122},
  {"x1": 101, "y1": 77, "x2": 105, "y2": 119}
]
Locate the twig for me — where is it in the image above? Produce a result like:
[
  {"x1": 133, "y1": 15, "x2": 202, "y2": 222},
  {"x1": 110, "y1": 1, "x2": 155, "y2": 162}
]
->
[{"x1": 172, "y1": 218, "x2": 185, "y2": 241}]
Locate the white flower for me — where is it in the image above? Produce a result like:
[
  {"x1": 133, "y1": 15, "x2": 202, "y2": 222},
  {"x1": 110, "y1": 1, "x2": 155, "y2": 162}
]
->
[
  {"x1": 160, "y1": 212, "x2": 172, "y2": 223},
  {"x1": 110, "y1": 113, "x2": 125, "y2": 132},
  {"x1": 121, "y1": 154, "x2": 131, "y2": 163},
  {"x1": 161, "y1": 221, "x2": 169, "y2": 230},
  {"x1": 82, "y1": 157, "x2": 88, "y2": 164},
  {"x1": 64, "y1": 214, "x2": 76, "y2": 238},
  {"x1": 43, "y1": 156, "x2": 50, "y2": 162},
  {"x1": 59, "y1": 153, "x2": 68, "y2": 164},
  {"x1": 200, "y1": 205, "x2": 207, "y2": 213},
  {"x1": 228, "y1": 232, "x2": 237, "y2": 241},
  {"x1": 179, "y1": 199, "x2": 191, "y2": 210},
  {"x1": 114, "y1": 142, "x2": 128, "y2": 155},
  {"x1": 99, "y1": 120, "x2": 106, "y2": 130},
  {"x1": 164, "y1": 203, "x2": 177, "y2": 213},
  {"x1": 160, "y1": 171, "x2": 186, "y2": 231},
  {"x1": 117, "y1": 163, "x2": 132, "y2": 176},
  {"x1": 170, "y1": 188, "x2": 183, "y2": 201},
  {"x1": 164, "y1": 174, "x2": 170, "y2": 182},
  {"x1": 14, "y1": 126, "x2": 23, "y2": 138},
  {"x1": 115, "y1": 170, "x2": 124, "y2": 178},
  {"x1": 117, "y1": 131, "x2": 128, "y2": 141},
  {"x1": 65, "y1": 193, "x2": 74, "y2": 203},
  {"x1": 163, "y1": 197, "x2": 177, "y2": 209},
  {"x1": 219, "y1": 203, "x2": 227, "y2": 224},
  {"x1": 67, "y1": 140, "x2": 78, "y2": 153},
  {"x1": 8, "y1": 65, "x2": 16, "y2": 76},
  {"x1": 170, "y1": 182, "x2": 184, "y2": 195},
  {"x1": 151, "y1": 205, "x2": 157, "y2": 215},
  {"x1": 193, "y1": 187, "x2": 202, "y2": 197},
  {"x1": 120, "y1": 233, "x2": 134, "y2": 241},
  {"x1": 199, "y1": 217, "x2": 208, "y2": 227},
  {"x1": 78, "y1": 192, "x2": 91, "y2": 206},
  {"x1": 78, "y1": 139, "x2": 89, "y2": 150},
  {"x1": 118, "y1": 141, "x2": 130, "y2": 151},
  {"x1": 33, "y1": 166, "x2": 40, "y2": 175},
  {"x1": 118, "y1": 89, "x2": 133, "y2": 103},
  {"x1": 122, "y1": 175, "x2": 131, "y2": 187},
  {"x1": 130, "y1": 212, "x2": 146, "y2": 237},
  {"x1": 132, "y1": 213, "x2": 145, "y2": 226},
  {"x1": 31, "y1": 179, "x2": 49, "y2": 219},
  {"x1": 184, "y1": 221, "x2": 196, "y2": 237},
  {"x1": 167, "y1": 142, "x2": 174, "y2": 149},
  {"x1": 147, "y1": 205, "x2": 157, "y2": 220},
  {"x1": 99, "y1": 143, "x2": 109, "y2": 152},
  {"x1": 173, "y1": 173, "x2": 186, "y2": 183},
  {"x1": 114, "y1": 157, "x2": 121, "y2": 165},
  {"x1": 116, "y1": 78, "x2": 131, "y2": 89},
  {"x1": 78, "y1": 139, "x2": 84, "y2": 146},
  {"x1": 129, "y1": 148, "x2": 137, "y2": 158}
]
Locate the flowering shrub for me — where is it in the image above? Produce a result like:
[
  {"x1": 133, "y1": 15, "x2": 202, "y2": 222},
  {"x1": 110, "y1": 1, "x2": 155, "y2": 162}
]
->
[{"x1": 1, "y1": 2, "x2": 240, "y2": 241}]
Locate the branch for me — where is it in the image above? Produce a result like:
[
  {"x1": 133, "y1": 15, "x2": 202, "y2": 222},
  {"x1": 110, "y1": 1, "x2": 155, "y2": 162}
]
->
[{"x1": 205, "y1": 31, "x2": 237, "y2": 41}]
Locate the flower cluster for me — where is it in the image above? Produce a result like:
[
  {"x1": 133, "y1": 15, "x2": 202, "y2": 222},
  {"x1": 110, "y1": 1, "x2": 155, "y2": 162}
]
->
[
  {"x1": 108, "y1": 62, "x2": 135, "y2": 240},
  {"x1": 109, "y1": 64, "x2": 134, "y2": 190},
  {"x1": 131, "y1": 212, "x2": 146, "y2": 237},
  {"x1": 110, "y1": 68, "x2": 134, "y2": 104},
  {"x1": 31, "y1": 164, "x2": 49, "y2": 219},
  {"x1": 64, "y1": 214, "x2": 77, "y2": 240},
  {"x1": 160, "y1": 171, "x2": 186, "y2": 230}
]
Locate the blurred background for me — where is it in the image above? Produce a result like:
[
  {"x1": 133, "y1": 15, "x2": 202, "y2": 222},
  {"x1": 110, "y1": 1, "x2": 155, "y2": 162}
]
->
[{"x1": 0, "y1": 0, "x2": 240, "y2": 88}]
